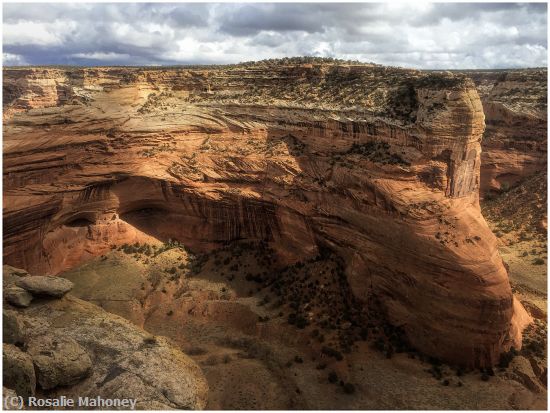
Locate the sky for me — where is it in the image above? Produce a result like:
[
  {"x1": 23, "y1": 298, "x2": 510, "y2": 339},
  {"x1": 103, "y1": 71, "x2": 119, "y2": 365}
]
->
[{"x1": 2, "y1": 2, "x2": 548, "y2": 69}]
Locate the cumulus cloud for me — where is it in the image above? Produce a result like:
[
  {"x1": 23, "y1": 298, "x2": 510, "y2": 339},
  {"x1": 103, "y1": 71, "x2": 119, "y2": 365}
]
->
[{"x1": 2, "y1": 2, "x2": 547, "y2": 69}]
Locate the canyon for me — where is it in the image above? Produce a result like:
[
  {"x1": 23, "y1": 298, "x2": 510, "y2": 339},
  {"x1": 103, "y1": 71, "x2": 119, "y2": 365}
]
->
[
  {"x1": 465, "y1": 69, "x2": 547, "y2": 194},
  {"x1": 2, "y1": 60, "x2": 546, "y2": 409}
]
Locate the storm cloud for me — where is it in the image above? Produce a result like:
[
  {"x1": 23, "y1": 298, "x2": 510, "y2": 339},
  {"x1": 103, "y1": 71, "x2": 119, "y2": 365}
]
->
[{"x1": 2, "y1": 2, "x2": 547, "y2": 69}]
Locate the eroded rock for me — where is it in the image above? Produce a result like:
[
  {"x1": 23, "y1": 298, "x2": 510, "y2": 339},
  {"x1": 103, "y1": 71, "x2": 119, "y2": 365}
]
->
[
  {"x1": 507, "y1": 355, "x2": 546, "y2": 394},
  {"x1": 5, "y1": 286, "x2": 33, "y2": 307},
  {"x1": 16, "y1": 275, "x2": 73, "y2": 298},
  {"x1": 464, "y1": 69, "x2": 547, "y2": 194},
  {"x1": 3, "y1": 266, "x2": 208, "y2": 409},
  {"x1": 2, "y1": 344, "x2": 36, "y2": 399},
  {"x1": 2, "y1": 62, "x2": 530, "y2": 367},
  {"x1": 27, "y1": 335, "x2": 92, "y2": 390},
  {"x1": 2, "y1": 310, "x2": 25, "y2": 345}
]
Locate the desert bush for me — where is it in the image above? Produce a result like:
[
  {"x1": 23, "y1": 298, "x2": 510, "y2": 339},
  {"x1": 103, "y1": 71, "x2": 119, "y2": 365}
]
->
[
  {"x1": 322, "y1": 346, "x2": 343, "y2": 361},
  {"x1": 343, "y1": 383, "x2": 355, "y2": 394}
]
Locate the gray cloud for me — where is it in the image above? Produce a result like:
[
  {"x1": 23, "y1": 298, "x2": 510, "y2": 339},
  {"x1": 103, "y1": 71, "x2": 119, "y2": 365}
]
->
[{"x1": 2, "y1": 2, "x2": 547, "y2": 69}]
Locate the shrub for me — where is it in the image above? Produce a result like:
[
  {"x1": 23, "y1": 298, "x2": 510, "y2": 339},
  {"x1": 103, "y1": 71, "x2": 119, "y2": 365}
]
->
[
  {"x1": 343, "y1": 383, "x2": 355, "y2": 394},
  {"x1": 322, "y1": 346, "x2": 343, "y2": 361},
  {"x1": 498, "y1": 348, "x2": 517, "y2": 368},
  {"x1": 328, "y1": 371, "x2": 338, "y2": 384},
  {"x1": 533, "y1": 258, "x2": 545, "y2": 265},
  {"x1": 295, "y1": 316, "x2": 309, "y2": 329}
]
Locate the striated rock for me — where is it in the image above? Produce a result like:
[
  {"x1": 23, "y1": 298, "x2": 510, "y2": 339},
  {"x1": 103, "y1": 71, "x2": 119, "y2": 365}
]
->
[
  {"x1": 16, "y1": 275, "x2": 73, "y2": 298},
  {"x1": 2, "y1": 310, "x2": 25, "y2": 345},
  {"x1": 463, "y1": 69, "x2": 547, "y2": 194},
  {"x1": 3, "y1": 265, "x2": 208, "y2": 409},
  {"x1": 27, "y1": 335, "x2": 92, "y2": 390},
  {"x1": 2, "y1": 344, "x2": 36, "y2": 399},
  {"x1": 4, "y1": 286, "x2": 32, "y2": 307},
  {"x1": 2, "y1": 61, "x2": 528, "y2": 367}
]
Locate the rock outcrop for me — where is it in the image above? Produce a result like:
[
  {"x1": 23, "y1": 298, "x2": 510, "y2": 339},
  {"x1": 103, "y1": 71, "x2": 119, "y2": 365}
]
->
[
  {"x1": 27, "y1": 335, "x2": 93, "y2": 390},
  {"x1": 4, "y1": 286, "x2": 32, "y2": 307},
  {"x1": 3, "y1": 60, "x2": 529, "y2": 367},
  {"x1": 3, "y1": 344, "x2": 36, "y2": 399},
  {"x1": 463, "y1": 69, "x2": 547, "y2": 193},
  {"x1": 2, "y1": 266, "x2": 209, "y2": 409},
  {"x1": 16, "y1": 275, "x2": 73, "y2": 298}
]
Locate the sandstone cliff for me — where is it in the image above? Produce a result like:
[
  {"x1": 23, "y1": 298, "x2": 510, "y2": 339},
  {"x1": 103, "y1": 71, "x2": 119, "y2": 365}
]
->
[
  {"x1": 2, "y1": 60, "x2": 530, "y2": 368},
  {"x1": 462, "y1": 69, "x2": 547, "y2": 193}
]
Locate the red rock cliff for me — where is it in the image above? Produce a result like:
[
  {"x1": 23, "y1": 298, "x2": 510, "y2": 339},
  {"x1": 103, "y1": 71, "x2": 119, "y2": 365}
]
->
[
  {"x1": 2, "y1": 62, "x2": 530, "y2": 367},
  {"x1": 464, "y1": 69, "x2": 547, "y2": 193}
]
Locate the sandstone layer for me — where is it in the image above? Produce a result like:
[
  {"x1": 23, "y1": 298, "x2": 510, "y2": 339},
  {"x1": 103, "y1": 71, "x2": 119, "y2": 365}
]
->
[
  {"x1": 2, "y1": 60, "x2": 530, "y2": 367},
  {"x1": 462, "y1": 69, "x2": 547, "y2": 194}
]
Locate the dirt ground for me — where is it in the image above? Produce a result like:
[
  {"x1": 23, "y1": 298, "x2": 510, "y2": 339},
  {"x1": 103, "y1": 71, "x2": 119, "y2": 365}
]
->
[{"x1": 61, "y1": 235, "x2": 547, "y2": 410}]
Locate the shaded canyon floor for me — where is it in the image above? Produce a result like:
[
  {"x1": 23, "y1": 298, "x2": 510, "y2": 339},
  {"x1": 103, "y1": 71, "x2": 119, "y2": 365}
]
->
[{"x1": 59, "y1": 236, "x2": 547, "y2": 410}]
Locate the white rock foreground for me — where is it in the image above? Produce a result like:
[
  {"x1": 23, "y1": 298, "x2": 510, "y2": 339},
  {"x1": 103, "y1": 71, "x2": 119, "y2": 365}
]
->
[{"x1": 2, "y1": 265, "x2": 208, "y2": 409}]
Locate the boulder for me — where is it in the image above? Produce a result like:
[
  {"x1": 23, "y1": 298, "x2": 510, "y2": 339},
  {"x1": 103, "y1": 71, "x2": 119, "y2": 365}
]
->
[
  {"x1": 4, "y1": 286, "x2": 33, "y2": 308},
  {"x1": 3, "y1": 344, "x2": 36, "y2": 399},
  {"x1": 2, "y1": 310, "x2": 25, "y2": 345},
  {"x1": 27, "y1": 335, "x2": 92, "y2": 390},
  {"x1": 16, "y1": 276, "x2": 73, "y2": 298}
]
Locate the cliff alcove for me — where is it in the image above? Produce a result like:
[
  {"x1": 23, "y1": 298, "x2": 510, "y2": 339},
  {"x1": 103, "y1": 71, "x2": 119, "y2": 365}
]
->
[{"x1": 3, "y1": 61, "x2": 532, "y2": 374}]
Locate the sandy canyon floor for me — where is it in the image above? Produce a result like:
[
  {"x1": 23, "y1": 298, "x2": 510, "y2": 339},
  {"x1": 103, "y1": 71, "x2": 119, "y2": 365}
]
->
[{"x1": 58, "y1": 198, "x2": 547, "y2": 410}]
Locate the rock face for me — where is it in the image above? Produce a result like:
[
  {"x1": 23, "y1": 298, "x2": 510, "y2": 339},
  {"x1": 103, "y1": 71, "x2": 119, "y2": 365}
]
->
[
  {"x1": 4, "y1": 286, "x2": 32, "y2": 307},
  {"x1": 3, "y1": 344, "x2": 36, "y2": 399},
  {"x1": 2, "y1": 310, "x2": 25, "y2": 345},
  {"x1": 2, "y1": 60, "x2": 529, "y2": 367},
  {"x1": 27, "y1": 335, "x2": 93, "y2": 390},
  {"x1": 463, "y1": 69, "x2": 547, "y2": 194},
  {"x1": 2, "y1": 265, "x2": 209, "y2": 409}
]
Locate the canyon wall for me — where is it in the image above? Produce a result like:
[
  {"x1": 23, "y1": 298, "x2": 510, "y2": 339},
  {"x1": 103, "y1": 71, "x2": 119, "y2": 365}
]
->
[
  {"x1": 3, "y1": 62, "x2": 530, "y2": 367},
  {"x1": 462, "y1": 69, "x2": 547, "y2": 193}
]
